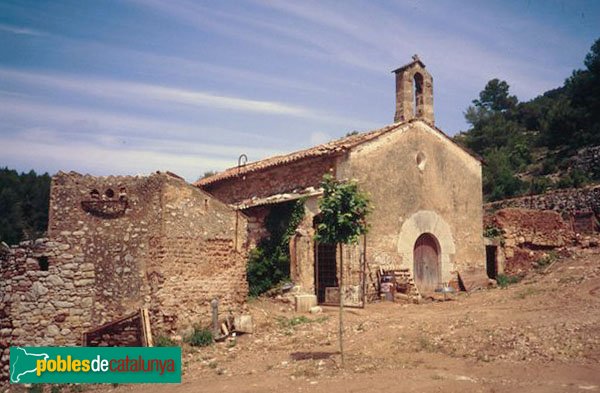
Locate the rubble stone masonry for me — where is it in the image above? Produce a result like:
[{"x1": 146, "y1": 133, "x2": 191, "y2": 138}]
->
[
  {"x1": 485, "y1": 184, "x2": 600, "y2": 217},
  {"x1": 1, "y1": 171, "x2": 247, "y2": 381},
  {"x1": 1, "y1": 239, "x2": 91, "y2": 380},
  {"x1": 202, "y1": 156, "x2": 336, "y2": 204}
]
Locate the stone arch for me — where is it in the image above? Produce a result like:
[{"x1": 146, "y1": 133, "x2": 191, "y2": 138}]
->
[{"x1": 397, "y1": 210, "x2": 455, "y2": 284}]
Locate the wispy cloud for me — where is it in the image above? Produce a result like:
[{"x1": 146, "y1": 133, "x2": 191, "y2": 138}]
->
[
  {"x1": 0, "y1": 68, "x2": 375, "y2": 128},
  {"x1": 127, "y1": 0, "x2": 326, "y2": 60},
  {"x1": 248, "y1": 0, "x2": 585, "y2": 102},
  {"x1": 0, "y1": 68, "x2": 308, "y2": 115},
  {"x1": 0, "y1": 22, "x2": 47, "y2": 37},
  {"x1": 0, "y1": 95, "x2": 275, "y2": 147}
]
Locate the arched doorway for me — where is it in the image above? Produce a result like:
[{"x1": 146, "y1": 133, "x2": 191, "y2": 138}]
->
[{"x1": 413, "y1": 233, "x2": 440, "y2": 294}]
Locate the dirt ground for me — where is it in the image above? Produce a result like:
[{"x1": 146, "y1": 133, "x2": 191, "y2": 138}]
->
[{"x1": 86, "y1": 247, "x2": 600, "y2": 392}]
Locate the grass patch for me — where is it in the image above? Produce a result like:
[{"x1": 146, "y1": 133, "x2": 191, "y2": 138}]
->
[
  {"x1": 558, "y1": 275, "x2": 584, "y2": 285},
  {"x1": 276, "y1": 315, "x2": 328, "y2": 329},
  {"x1": 535, "y1": 251, "x2": 558, "y2": 270},
  {"x1": 496, "y1": 273, "x2": 521, "y2": 288},
  {"x1": 417, "y1": 335, "x2": 436, "y2": 353},
  {"x1": 154, "y1": 335, "x2": 179, "y2": 347},
  {"x1": 185, "y1": 325, "x2": 213, "y2": 347},
  {"x1": 515, "y1": 287, "x2": 543, "y2": 299}
]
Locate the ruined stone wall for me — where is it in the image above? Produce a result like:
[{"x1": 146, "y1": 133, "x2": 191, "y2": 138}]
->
[
  {"x1": 573, "y1": 145, "x2": 600, "y2": 179},
  {"x1": 242, "y1": 206, "x2": 270, "y2": 249},
  {"x1": 1, "y1": 171, "x2": 248, "y2": 381},
  {"x1": 337, "y1": 121, "x2": 485, "y2": 288},
  {"x1": 202, "y1": 156, "x2": 336, "y2": 204},
  {"x1": 49, "y1": 172, "x2": 163, "y2": 328},
  {"x1": 148, "y1": 177, "x2": 248, "y2": 330},
  {"x1": 0, "y1": 239, "x2": 90, "y2": 381},
  {"x1": 485, "y1": 208, "x2": 574, "y2": 275},
  {"x1": 485, "y1": 184, "x2": 600, "y2": 217}
]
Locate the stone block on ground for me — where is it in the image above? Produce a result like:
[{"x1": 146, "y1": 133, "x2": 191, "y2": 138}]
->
[
  {"x1": 294, "y1": 294, "x2": 317, "y2": 312},
  {"x1": 233, "y1": 315, "x2": 253, "y2": 334},
  {"x1": 309, "y1": 306, "x2": 322, "y2": 314}
]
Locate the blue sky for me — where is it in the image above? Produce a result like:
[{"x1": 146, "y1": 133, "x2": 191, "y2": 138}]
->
[{"x1": 1, "y1": 0, "x2": 598, "y2": 181}]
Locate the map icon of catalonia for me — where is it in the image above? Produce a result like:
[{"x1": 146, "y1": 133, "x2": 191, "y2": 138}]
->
[{"x1": 10, "y1": 347, "x2": 49, "y2": 383}]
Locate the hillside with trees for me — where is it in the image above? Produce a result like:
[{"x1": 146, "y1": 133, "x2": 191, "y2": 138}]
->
[
  {"x1": 0, "y1": 168, "x2": 51, "y2": 245},
  {"x1": 454, "y1": 38, "x2": 600, "y2": 201}
]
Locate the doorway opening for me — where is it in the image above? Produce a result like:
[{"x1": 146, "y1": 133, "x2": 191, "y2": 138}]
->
[
  {"x1": 314, "y1": 243, "x2": 337, "y2": 304},
  {"x1": 486, "y1": 245, "x2": 498, "y2": 279},
  {"x1": 413, "y1": 233, "x2": 440, "y2": 294}
]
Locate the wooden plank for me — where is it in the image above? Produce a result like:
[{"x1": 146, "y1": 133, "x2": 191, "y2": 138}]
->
[
  {"x1": 84, "y1": 310, "x2": 139, "y2": 336},
  {"x1": 141, "y1": 308, "x2": 154, "y2": 347}
]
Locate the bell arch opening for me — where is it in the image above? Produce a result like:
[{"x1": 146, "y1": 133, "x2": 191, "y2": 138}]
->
[{"x1": 413, "y1": 72, "x2": 424, "y2": 117}]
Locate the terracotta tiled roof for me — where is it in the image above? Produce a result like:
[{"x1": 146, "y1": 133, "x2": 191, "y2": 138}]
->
[
  {"x1": 195, "y1": 119, "x2": 481, "y2": 187},
  {"x1": 195, "y1": 122, "x2": 406, "y2": 187}
]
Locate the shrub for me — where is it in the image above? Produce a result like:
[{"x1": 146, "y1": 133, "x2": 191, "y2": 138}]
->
[
  {"x1": 557, "y1": 169, "x2": 589, "y2": 189},
  {"x1": 536, "y1": 251, "x2": 558, "y2": 269},
  {"x1": 246, "y1": 199, "x2": 305, "y2": 296},
  {"x1": 483, "y1": 225, "x2": 503, "y2": 238},
  {"x1": 496, "y1": 274, "x2": 521, "y2": 289},
  {"x1": 185, "y1": 326, "x2": 213, "y2": 347},
  {"x1": 529, "y1": 177, "x2": 553, "y2": 194}
]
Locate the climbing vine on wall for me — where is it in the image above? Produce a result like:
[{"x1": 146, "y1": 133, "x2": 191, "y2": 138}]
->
[{"x1": 246, "y1": 198, "x2": 306, "y2": 297}]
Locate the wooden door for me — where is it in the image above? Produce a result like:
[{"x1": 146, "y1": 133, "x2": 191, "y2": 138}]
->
[{"x1": 413, "y1": 233, "x2": 440, "y2": 294}]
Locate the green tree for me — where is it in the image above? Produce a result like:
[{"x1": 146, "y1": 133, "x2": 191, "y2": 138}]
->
[
  {"x1": 315, "y1": 174, "x2": 371, "y2": 366},
  {"x1": 455, "y1": 37, "x2": 600, "y2": 200},
  {"x1": 0, "y1": 168, "x2": 50, "y2": 244},
  {"x1": 461, "y1": 79, "x2": 528, "y2": 156},
  {"x1": 472, "y1": 79, "x2": 518, "y2": 112},
  {"x1": 483, "y1": 149, "x2": 525, "y2": 201},
  {"x1": 564, "y1": 38, "x2": 600, "y2": 148}
]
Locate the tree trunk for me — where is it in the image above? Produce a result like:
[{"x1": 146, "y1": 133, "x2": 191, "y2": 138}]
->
[{"x1": 338, "y1": 242, "x2": 344, "y2": 366}]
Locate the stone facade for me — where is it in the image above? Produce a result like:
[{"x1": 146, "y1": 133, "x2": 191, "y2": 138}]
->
[
  {"x1": 337, "y1": 121, "x2": 484, "y2": 289},
  {"x1": 1, "y1": 171, "x2": 247, "y2": 381},
  {"x1": 198, "y1": 58, "x2": 484, "y2": 301}
]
